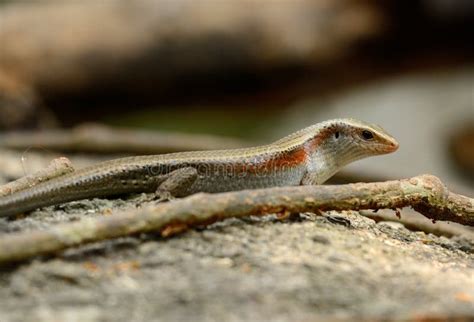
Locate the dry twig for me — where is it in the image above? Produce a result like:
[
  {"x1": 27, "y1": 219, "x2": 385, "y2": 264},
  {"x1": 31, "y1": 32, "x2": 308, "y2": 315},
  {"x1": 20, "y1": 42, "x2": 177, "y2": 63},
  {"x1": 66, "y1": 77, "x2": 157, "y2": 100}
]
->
[
  {"x1": 0, "y1": 157, "x2": 74, "y2": 197},
  {"x1": 0, "y1": 174, "x2": 472, "y2": 264}
]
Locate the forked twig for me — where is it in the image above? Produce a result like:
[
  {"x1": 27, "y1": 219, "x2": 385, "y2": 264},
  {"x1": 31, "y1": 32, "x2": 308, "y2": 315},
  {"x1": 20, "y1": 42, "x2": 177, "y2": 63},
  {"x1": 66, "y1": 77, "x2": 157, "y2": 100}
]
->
[
  {"x1": 0, "y1": 175, "x2": 472, "y2": 264},
  {"x1": 0, "y1": 157, "x2": 74, "y2": 197}
]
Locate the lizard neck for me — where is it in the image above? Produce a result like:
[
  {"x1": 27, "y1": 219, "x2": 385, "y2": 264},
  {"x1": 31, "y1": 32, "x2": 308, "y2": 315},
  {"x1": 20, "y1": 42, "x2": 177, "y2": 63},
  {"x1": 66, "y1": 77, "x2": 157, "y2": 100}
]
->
[
  {"x1": 271, "y1": 123, "x2": 340, "y2": 184},
  {"x1": 303, "y1": 140, "x2": 356, "y2": 184},
  {"x1": 302, "y1": 126, "x2": 349, "y2": 184}
]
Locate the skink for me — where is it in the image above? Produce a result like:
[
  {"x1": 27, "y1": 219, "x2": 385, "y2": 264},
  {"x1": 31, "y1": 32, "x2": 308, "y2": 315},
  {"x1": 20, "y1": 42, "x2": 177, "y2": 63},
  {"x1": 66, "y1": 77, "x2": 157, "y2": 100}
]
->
[{"x1": 0, "y1": 118, "x2": 398, "y2": 217}]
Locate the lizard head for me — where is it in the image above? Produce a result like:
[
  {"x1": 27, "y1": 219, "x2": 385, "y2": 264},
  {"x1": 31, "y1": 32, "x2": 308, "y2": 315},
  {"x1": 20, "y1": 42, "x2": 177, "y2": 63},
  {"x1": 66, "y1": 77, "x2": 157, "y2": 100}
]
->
[
  {"x1": 335, "y1": 118, "x2": 399, "y2": 155},
  {"x1": 273, "y1": 117, "x2": 398, "y2": 170},
  {"x1": 275, "y1": 118, "x2": 399, "y2": 184},
  {"x1": 301, "y1": 118, "x2": 399, "y2": 184},
  {"x1": 276, "y1": 118, "x2": 399, "y2": 158}
]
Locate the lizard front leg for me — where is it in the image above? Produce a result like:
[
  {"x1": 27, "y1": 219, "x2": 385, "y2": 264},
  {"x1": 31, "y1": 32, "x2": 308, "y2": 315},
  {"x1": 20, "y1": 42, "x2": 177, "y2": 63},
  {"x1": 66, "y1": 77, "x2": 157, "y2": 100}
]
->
[
  {"x1": 155, "y1": 167, "x2": 198, "y2": 202},
  {"x1": 301, "y1": 171, "x2": 324, "y2": 186}
]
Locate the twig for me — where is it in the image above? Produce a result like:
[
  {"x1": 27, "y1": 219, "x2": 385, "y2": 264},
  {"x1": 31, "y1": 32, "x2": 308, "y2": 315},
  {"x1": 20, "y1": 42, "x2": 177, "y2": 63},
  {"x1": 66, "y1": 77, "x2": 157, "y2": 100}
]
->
[
  {"x1": 0, "y1": 157, "x2": 74, "y2": 197},
  {"x1": 0, "y1": 123, "x2": 248, "y2": 154},
  {"x1": 0, "y1": 174, "x2": 472, "y2": 264}
]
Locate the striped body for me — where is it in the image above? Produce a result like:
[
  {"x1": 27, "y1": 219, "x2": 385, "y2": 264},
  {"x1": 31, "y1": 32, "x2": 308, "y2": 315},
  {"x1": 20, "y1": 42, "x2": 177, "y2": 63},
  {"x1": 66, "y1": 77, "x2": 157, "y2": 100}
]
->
[{"x1": 0, "y1": 119, "x2": 399, "y2": 217}]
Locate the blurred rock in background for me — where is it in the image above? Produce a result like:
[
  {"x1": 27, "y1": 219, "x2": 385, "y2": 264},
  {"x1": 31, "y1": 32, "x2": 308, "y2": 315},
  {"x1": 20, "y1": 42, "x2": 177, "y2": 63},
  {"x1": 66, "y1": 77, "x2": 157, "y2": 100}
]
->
[
  {"x1": 1, "y1": 0, "x2": 470, "y2": 120},
  {"x1": 0, "y1": 0, "x2": 383, "y2": 127}
]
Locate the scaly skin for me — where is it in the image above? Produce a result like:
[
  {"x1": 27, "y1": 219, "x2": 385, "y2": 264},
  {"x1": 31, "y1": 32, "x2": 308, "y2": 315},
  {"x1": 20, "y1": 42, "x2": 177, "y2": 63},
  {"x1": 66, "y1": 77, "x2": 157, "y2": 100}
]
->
[{"x1": 0, "y1": 118, "x2": 398, "y2": 217}]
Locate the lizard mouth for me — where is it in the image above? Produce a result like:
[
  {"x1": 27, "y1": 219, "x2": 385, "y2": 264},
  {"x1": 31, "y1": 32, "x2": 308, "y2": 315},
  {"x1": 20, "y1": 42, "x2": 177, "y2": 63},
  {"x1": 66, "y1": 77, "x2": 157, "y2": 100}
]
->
[
  {"x1": 370, "y1": 139, "x2": 399, "y2": 154},
  {"x1": 382, "y1": 140, "x2": 399, "y2": 153},
  {"x1": 389, "y1": 140, "x2": 399, "y2": 151}
]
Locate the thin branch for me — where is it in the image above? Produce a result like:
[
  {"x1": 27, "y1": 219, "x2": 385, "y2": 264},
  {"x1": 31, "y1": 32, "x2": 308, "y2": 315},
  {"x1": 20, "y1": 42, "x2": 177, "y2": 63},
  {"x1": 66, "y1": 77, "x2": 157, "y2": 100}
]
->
[
  {"x1": 360, "y1": 210, "x2": 474, "y2": 238},
  {"x1": 0, "y1": 174, "x2": 472, "y2": 264},
  {"x1": 0, "y1": 157, "x2": 74, "y2": 197},
  {"x1": 0, "y1": 123, "x2": 248, "y2": 154}
]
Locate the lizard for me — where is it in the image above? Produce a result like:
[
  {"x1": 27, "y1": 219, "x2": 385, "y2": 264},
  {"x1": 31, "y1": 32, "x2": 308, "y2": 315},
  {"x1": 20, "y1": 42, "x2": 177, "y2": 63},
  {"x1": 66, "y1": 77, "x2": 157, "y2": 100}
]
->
[{"x1": 0, "y1": 118, "x2": 398, "y2": 217}]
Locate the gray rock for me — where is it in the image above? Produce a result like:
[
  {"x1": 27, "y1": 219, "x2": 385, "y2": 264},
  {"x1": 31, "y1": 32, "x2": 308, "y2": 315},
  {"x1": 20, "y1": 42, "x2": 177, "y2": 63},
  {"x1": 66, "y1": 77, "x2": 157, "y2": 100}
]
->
[{"x1": 0, "y1": 201, "x2": 472, "y2": 321}]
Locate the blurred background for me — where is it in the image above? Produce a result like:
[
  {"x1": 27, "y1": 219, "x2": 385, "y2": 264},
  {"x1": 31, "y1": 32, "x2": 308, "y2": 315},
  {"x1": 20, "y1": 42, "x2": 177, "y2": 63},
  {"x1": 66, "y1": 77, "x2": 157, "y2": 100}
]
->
[{"x1": 0, "y1": 0, "x2": 473, "y2": 194}]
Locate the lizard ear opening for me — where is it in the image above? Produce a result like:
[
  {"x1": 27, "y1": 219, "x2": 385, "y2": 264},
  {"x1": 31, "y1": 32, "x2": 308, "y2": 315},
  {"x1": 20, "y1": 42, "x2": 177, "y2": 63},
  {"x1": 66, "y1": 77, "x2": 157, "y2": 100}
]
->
[{"x1": 334, "y1": 131, "x2": 340, "y2": 139}]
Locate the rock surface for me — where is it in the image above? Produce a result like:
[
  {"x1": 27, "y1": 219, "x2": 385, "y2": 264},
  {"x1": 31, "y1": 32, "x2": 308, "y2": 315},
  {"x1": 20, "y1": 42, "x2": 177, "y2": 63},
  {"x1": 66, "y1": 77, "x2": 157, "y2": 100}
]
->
[{"x1": 0, "y1": 194, "x2": 473, "y2": 321}]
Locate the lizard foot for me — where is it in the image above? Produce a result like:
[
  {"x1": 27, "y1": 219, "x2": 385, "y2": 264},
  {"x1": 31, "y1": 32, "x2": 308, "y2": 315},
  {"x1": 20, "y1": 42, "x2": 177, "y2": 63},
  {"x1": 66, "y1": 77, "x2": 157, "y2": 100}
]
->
[{"x1": 154, "y1": 189, "x2": 175, "y2": 203}]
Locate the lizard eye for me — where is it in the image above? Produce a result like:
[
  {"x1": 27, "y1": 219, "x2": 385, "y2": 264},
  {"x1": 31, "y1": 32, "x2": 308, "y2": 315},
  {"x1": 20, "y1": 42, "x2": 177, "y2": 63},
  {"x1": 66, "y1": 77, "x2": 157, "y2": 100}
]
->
[{"x1": 361, "y1": 130, "x2": 374, "y2": 140}]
